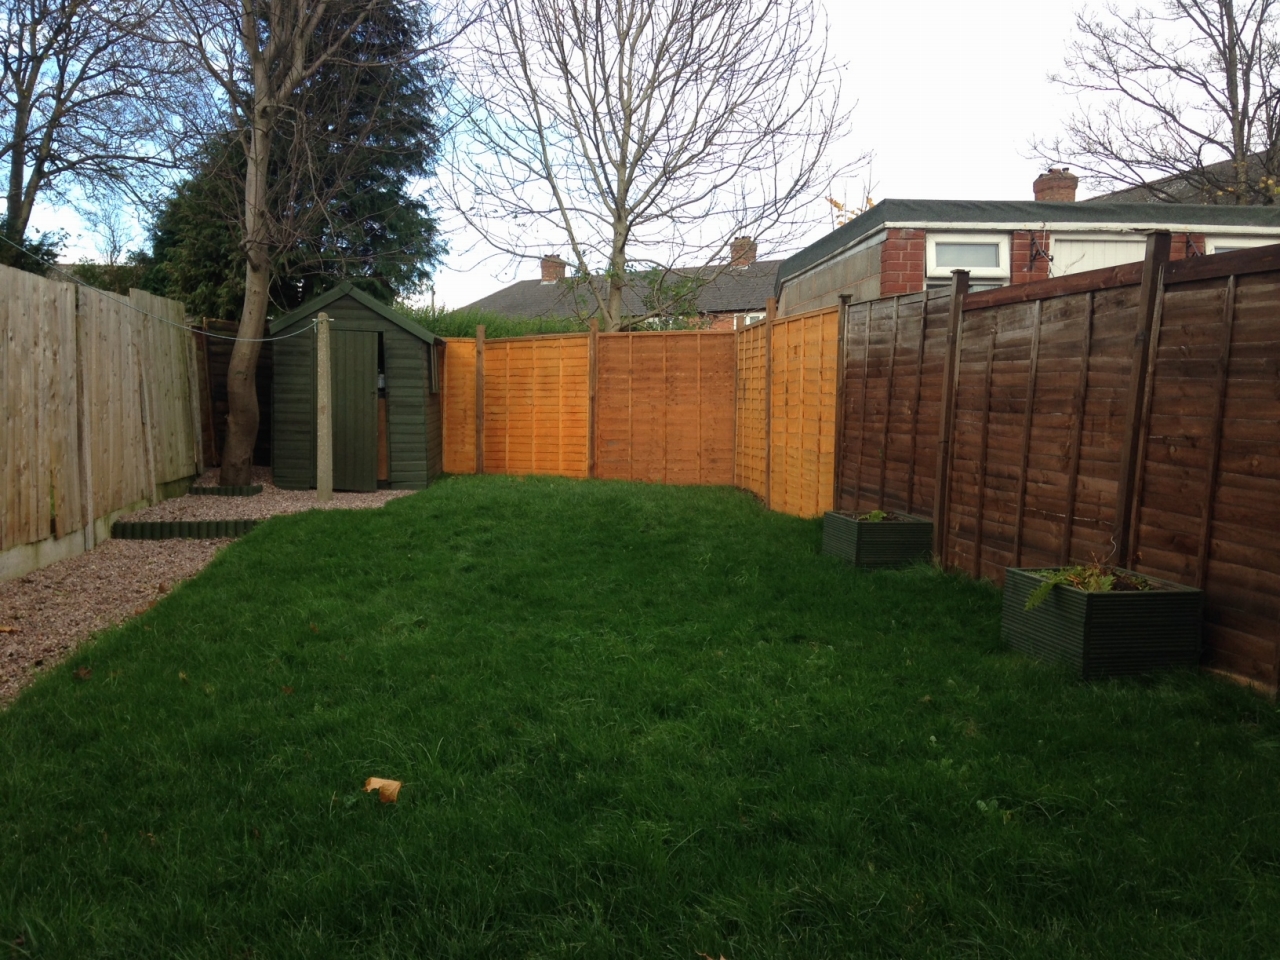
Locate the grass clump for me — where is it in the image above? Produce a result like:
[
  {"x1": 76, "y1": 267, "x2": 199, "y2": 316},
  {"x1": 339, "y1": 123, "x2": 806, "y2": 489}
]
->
[{"x1": 3, "y1": 476, "x2": 1280, "y2": 958}]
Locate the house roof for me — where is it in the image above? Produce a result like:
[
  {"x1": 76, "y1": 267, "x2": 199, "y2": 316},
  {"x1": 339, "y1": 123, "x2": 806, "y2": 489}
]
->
[
  {"x1": 1083, "y1": 154, "x2": 1277, "y2": 204},
  {"x1": 775, "y1": 197, "x2": 1280, "y2": 296},
  {"x1": 268, "y1": 282, "x2": 439, "y2": 343},
  {"x1": 458, "y1": 259, "x2": 782, "y2": 320}
]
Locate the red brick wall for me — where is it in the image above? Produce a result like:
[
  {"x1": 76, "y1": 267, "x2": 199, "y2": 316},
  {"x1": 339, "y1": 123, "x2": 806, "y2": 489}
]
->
[
  {"x1": 1171, "y1": 233, "x2": 1207, "y2": 260},
  {"x1": 870, "y1": 229, "x2": 1210, "y2": 300},
  {"x1": 1011, "y1": 230, "x2": 1052, "y2": 285},
  {"x1": 879, "y1": 228, "x2": 925, "y2": 294}
]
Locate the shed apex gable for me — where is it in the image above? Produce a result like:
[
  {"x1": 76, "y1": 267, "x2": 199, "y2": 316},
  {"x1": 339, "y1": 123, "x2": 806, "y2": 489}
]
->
[{"x1": 268, "y1": 282, "x2": 439, "y2": 344}]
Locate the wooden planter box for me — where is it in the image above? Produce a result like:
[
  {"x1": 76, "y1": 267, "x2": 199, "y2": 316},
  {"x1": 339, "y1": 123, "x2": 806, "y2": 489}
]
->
[
  {"x1": 1001, "y1": 567, "x2": 1203, "y2": 679},
  {"x1": 822, "y1": 512, "x2": 933, "y2": 568}
]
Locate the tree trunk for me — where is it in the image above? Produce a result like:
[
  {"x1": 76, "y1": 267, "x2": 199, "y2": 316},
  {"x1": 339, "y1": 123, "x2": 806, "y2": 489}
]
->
[
  {"x1": 5, "y1": 106, "x2": 28, "y2": 240},
  {"x1": 220, "y1": 116, "x2": 273, "y2": 485}
]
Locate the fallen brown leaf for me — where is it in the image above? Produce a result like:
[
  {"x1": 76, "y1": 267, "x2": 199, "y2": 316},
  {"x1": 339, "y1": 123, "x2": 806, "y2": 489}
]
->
[
  {"x1": 364, "y1": 777, "x2": 402, "y2": 803},
  {"x1": 73, "y1": 666, "x2": 92, "y2": 681},
  {"x1": 281, "y1": 686, "x2": 294, "y2": 695},
  {"x1": 0, "y1": 625, "x2": 18, "y2": 633},
  {"x1": 309, "y1": 623, "x2": 319, "y2": 633}
]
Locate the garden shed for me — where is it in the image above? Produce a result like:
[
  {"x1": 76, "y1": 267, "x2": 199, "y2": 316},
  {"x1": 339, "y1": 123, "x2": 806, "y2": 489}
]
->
[{"x1": 268, "y1": 283, "x2": 442, "y2": 491}]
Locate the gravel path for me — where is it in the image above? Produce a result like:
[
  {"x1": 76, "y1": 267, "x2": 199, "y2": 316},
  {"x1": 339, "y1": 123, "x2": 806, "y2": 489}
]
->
[
  {"x1": 1, "y1": 469, "x2": 414, "y2": 707},
  {"x1": 125, "y1": 467, "x2": 413, "y2": 521}
]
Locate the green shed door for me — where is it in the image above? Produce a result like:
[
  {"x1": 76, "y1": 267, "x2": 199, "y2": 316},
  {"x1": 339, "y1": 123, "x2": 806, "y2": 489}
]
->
[{"x1": 332, "y1": 330, "x2": 378, "y2": 491}]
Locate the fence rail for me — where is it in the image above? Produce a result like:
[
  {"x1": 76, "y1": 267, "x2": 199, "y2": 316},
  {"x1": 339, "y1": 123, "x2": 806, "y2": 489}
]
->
[{"x1": 0, "y1": 266, "x2": 200, "y2": 577}]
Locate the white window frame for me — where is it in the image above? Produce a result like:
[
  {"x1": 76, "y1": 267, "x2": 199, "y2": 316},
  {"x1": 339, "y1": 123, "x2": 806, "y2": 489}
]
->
[
  {"x1": 1206, "y1": 235, "x2": 1278, "y2": 255},
  {"x1": 926, "y1": 232, "x2": 1010, "y2": 283}
]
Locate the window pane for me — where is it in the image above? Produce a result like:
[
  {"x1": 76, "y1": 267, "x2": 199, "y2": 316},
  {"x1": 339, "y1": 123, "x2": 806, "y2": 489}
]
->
[{"x1": 935, "y1": 242, "x2": 1000, "y2": 268}]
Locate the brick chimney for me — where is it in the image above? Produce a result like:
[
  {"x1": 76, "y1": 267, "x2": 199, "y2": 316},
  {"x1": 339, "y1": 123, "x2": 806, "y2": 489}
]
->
[
  {"x1": 730, "y1": 236, "x2": 757, "y2": 268},
  {"x1": 1034, "y1": 168, "x2": 1079, "y2": 202},
  {"x1": 540, "y1": 254, "x2": 567, "y2": 284}
]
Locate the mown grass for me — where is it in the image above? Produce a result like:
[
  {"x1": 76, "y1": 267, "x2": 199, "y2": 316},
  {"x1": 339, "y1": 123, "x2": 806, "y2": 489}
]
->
[{"x1": 3, "y1": 475, "x2": 1280, "y2": 959}]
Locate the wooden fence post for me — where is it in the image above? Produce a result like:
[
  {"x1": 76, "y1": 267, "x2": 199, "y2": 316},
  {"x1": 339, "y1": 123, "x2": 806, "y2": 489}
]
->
[
  {"x1": 74, "y1": 285, "x2": 96, "y2": 550},
  {"x1": 932, "y1": 270, "x2": 969, "y2": 565},
  {"x1": 316, "y1": 312, "x2": 333, "y2": 502},
  {"x1": 834, "y1": 294, "x2": 851, "y2": 511},
  {"x1": 475, "y1": 324, "x2": 485, "y2": 475},
  {"x1": 1112, "y1": 231, "x2": 1170, "y2": 564},
  {"x1": 764, "y1": 296, "x2": 775, "y2": 510},
  {"x1": 588, "y1": 318, "x2": 598, "y2": 478}
]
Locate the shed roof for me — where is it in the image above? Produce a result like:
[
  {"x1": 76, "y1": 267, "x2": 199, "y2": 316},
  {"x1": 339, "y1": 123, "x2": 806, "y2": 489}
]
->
[
  {"x1": 268, "y1": 282, "x2": 439, "y2": 343},
  {"x1": 459, "y1": 259, "x2": 782, "y2": 319},
  {"x1": 775, "y1": 198, "x2": 1280, "y2": 296}
]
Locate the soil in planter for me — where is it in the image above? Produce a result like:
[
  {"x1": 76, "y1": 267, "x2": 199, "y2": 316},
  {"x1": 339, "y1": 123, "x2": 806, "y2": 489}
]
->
[{"x1": 832, "y1": 510, "x2": 911, "y2": 522}]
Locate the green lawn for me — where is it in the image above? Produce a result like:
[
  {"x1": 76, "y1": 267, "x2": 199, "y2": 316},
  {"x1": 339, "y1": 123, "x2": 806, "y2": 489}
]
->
[{"x1": 3, "y1": 476, "x2": 1280, "y2": 958}]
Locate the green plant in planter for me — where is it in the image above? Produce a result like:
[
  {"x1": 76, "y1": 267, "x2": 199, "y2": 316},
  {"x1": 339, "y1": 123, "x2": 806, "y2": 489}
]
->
[
  {"x1": 1024, "y1": 562, "x2": 1152, "y2": 610},
  {"x1": 862, "y1": 510, "x2": 888, "y2": 522}
]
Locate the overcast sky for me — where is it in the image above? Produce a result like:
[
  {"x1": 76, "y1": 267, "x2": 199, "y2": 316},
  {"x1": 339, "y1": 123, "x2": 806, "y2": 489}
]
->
[{"x1": 33, "y1": 0, "x2": 1089, "y2": 309}]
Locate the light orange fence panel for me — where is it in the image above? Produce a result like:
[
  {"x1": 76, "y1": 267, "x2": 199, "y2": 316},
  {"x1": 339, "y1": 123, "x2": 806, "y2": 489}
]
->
[
  {"x1": 735, "y1": 322, "x2": 768, "y2": 498},
  {"x1": 441, "y1": 338, "x2": 476, "y2": 473},
  {"x1": 769, "y1": 308, "x2": 841, "y2": 517},
  {"x1": 483, "y1": 335, "x2": 590, "y2": 478},
  {"x1": 596, "y1": 331, "x2": 735, "y2": 485}
]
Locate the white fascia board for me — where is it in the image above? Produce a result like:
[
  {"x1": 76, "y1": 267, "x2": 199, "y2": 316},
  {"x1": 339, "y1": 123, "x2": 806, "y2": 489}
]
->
[{"x1": 891, "y1": 220, "x2": 1280, "y2": 235}]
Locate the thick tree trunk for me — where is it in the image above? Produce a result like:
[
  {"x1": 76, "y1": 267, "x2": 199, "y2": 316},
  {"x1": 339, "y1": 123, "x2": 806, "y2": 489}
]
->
[{"x1": 220, "y1": 116, "x2": 273, "y2": 485}]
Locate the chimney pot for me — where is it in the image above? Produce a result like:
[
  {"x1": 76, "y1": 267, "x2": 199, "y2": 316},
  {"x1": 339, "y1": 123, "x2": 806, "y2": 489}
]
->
[
  {"x1": 1034, "y1": 168, "x2": 1079, "y2": 203},
  {"x1": 730, "y1": 236, "x2": 758, "y2": 268},
  {"x1": 540, "y1": 254, "x2": 567, "y2": 283}
]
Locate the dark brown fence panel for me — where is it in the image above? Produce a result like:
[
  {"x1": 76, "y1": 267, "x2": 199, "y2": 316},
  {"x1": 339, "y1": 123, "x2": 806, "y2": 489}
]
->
[
  {"x1": 836, "y1": 241, "x2": 1280, "y2": 693},
  {"x1": 838, "y1": 290, "x2": 951, "y2": 517},
  {"x1": 596, "y1": 331, "x2": 736, "y2": 485},
  {"x1": 1129, "y1": 268, "x2": 1280, "y2": 689}
]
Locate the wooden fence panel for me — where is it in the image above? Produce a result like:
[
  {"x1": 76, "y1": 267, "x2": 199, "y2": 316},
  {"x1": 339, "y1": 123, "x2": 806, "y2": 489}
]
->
[
  {"x1": 769, "y1": 308, "x2": 840, "y2": 517},
  {"x1": 934, "y1": 283, "x2": 1141, "y2": 577},
  {"x1": 838, "y1": 291, "x2": 951, "y2": 517},
  {"x1": 482, "y1": 335, "x2": 589, "y2": 478},
  {"x1": 131, "y1": 289, "x2": 199, "y2": 485},
  {"x1": 79, "y1": 287, "x2": 153, "y2": 520},
  {"x1": 1130, "y1": 269, "x2": 1280, "y2": 689},
  {"x1": 0, "y1": 265, "x2": 80, "y2": 551},
  {"x1": 596, "y1": 331, "x2": 735, "y2": 485},
  {"x1": 735, "y1": 321, "x2": 768, "y2": 497},
  {"x1": 441, "y1": 338, "x2": 477, "y2": 474}
]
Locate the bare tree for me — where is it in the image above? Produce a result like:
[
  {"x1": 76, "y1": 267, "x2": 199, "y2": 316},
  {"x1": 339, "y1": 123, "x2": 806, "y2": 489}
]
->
[
  {"x1": 450, "y1": 0, "x2": 851, "y2": 331},
  {"x1": 159, "y1": 0, "x2": 463, "y2": 485},
  {"x1": 1037, "y1": 0, "x2": 1280, "y2": 203},
  {"x1": 0, "y1": 0, "x2": 187, "y2": 254}
]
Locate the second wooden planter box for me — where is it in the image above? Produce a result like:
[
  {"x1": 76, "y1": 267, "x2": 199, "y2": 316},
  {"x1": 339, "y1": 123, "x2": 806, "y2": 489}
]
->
[
  {"x1": 1001, "y1": 567, "x2": 1202, "y2": 680},
  {"x1": 822, "y1": 512, "x2": 933, "y2": 568}
]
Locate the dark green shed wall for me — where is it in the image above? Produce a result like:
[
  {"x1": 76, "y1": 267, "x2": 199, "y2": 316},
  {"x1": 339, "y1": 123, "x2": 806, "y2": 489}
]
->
[
  {"x1": 272, "y1": 327, "x2": 316, "y2": 489},
  {"x1": 271, "y1": 293, "x2": 442, "y2": 490}
]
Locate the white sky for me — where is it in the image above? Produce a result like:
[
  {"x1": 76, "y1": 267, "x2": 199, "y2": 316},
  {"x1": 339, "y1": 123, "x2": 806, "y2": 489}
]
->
[{"x1": 33, "y1": 0, "x2": 1088, "y2": 309}]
